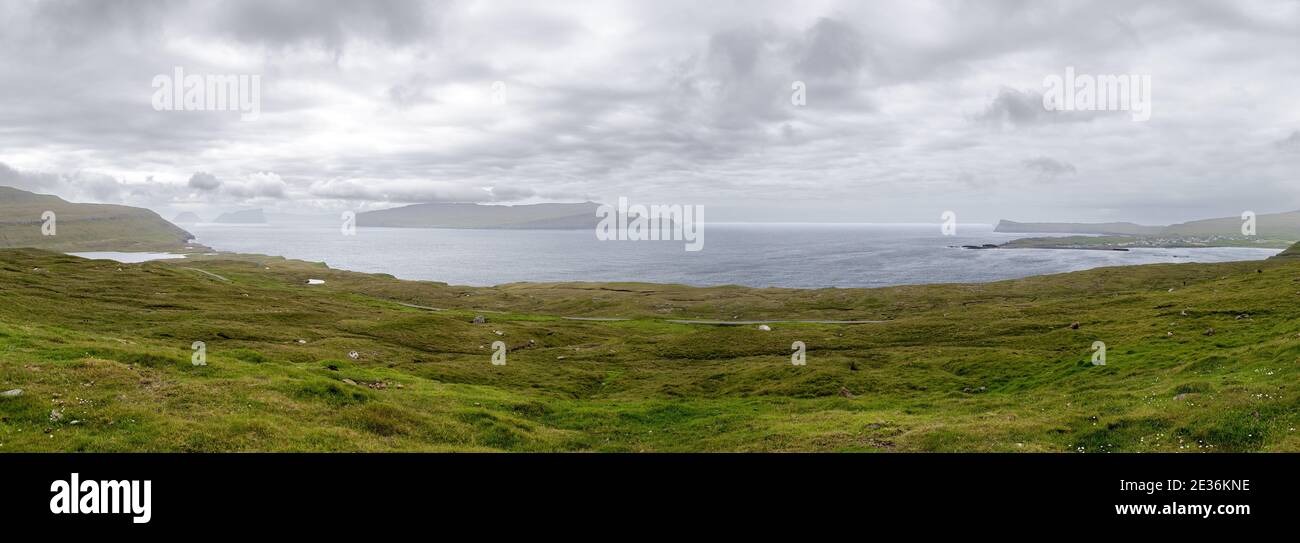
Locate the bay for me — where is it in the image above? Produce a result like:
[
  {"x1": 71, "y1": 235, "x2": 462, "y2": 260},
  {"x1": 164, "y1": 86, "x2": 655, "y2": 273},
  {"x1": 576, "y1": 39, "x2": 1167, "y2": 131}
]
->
[{"x1": 177, "y1": 223, "x2": 1282, "y2": 288}]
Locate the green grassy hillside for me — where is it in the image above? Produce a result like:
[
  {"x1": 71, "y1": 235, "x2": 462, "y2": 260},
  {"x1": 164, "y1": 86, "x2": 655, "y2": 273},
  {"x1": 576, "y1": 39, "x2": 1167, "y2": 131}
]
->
[
  {"x1": 1, "y1": 246, "x2": 1298, "y2": 452},
  {"x1": 0, "y1": 186, "x2": 198, "y2": 252},
  {"x1": 1167, "y1": 210, "x2": 1300, "y2": 237},
  {"x1": 997, "y1": 210, "x2": 1300, "y2": 250}
]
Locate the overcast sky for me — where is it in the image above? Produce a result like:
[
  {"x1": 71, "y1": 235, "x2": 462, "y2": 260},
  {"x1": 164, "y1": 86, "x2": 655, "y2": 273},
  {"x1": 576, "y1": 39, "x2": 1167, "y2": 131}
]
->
[{"x1": 1, "y1": 0, "x2": 1298, "y2": 223}]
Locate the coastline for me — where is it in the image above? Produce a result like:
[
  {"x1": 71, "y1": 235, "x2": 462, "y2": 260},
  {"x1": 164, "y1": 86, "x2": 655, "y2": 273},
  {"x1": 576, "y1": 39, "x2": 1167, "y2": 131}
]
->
[
  {"x1": 66, "y1": 222, "x2": 1286, "y2": 290},
  {"x1": 63, "y1": 235, "x2": 1289, "y2": 290},
  {"x1": 62, "y1": 239, "x2": 1286, "y2": 295}
]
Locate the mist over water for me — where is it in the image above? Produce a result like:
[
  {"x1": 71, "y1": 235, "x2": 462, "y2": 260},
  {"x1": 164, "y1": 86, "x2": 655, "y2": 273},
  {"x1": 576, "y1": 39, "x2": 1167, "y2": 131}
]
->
[{"x1": 185, "y1": 223, "x2": 1281, "y2": 289}]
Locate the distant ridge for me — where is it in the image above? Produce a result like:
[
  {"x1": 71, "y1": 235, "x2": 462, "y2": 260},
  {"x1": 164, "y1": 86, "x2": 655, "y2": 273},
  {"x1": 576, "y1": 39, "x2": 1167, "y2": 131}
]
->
[
  {"x1": 994, "y1": 220, "x2": 1163, "y2": 236},
  {"x1": 214, "y1": 208, "x2": 267, "y2": 224},
  {"x1": 357, "y1": 202, "x2": 601, "y2": 229},
  {"x1": 0, "y1": 185, "x2": 197, "y2": 251},
  {"x1": 997, "y1": 209, "x2": 1300, "y2": 239}
]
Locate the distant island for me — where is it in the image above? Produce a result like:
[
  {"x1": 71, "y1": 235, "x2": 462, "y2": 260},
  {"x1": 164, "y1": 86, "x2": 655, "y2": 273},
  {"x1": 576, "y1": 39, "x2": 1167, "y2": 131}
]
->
[
  {"x1": 214, "y1": 208, "x2": 267, "y2": 224},
  {"x1": 173, "y1": 211, "x2": 204, "y2": 224},
  {"x1": 0, "y1": 185, "x2": 199, "y2": 252},
  {"x1": 995, "y1": 220, "x2": 1164, "y2": 236},
  {"x1": 357, "y1": 202, "x2": 600, "y2": 229},
  {"x1": 995, "y1": 210, "x2": 1300, "y2": 250}
]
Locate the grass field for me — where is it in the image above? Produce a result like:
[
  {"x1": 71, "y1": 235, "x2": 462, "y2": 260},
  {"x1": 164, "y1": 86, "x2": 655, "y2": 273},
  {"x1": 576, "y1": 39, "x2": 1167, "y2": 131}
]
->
[{"x1": 2, "y1": 247, "x2": 1298, "y2": 452}]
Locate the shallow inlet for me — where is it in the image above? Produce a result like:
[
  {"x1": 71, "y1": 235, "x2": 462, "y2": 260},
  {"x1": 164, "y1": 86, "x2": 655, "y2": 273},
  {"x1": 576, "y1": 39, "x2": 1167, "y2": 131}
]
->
[{"x1": 66, "y1": 252, "x2": 186, "y2": 263}]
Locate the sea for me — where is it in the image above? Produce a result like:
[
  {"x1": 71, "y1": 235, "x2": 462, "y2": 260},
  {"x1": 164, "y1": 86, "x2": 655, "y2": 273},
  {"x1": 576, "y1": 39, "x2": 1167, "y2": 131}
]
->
[{"x1": 80, "y1": 222, "x2": 1278, "y2": 289}]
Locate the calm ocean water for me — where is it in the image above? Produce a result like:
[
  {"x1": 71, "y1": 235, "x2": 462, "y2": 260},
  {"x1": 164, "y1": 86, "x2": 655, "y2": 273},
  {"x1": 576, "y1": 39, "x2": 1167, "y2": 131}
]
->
[{"x1": 155, "y1": 223, "x2": 1285, "y2": 289}]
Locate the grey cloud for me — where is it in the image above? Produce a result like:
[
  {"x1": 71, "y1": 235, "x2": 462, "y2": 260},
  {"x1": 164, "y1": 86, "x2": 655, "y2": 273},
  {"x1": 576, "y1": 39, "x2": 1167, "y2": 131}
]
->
[
  {"x1": 1023, "y1": 157, "x2": 1078, "y2": 177},
  {"x1": 206, "y1": 0, "x2": 445, "y2": 53},
  {"x1": 0, "y1": 162, "x2": 137, "y2": 204},
  {"x1": 2, "y1": 1, "x2": 1300, "y2": 223},
  {"x1": 797, "y1": 18, "x2": 870, "y2": 78},
  {"x1": 224, "y1": 173, "x2": 289, "y2": 199},
  {"x1": 486, "y1": 186, "x2": 536, "y2": 202},
  {"x1": 188, "y1": 172, "x2": 222, "y2": 191},
  {"x1": 705, "y1": 25, "x2": 769, "y2": 79},
  {"x1": 0, "y1": 162, "x2": 59, "y2": 192},
  {"x1": 1276, "y1": 131, "x2": 1300, "y2": 151},
  {"x1": 21, "y1": 0, "x2": 173, "y2": 49},
  {"x1": 978, "y1": 88, "x2": 1050, "y2": 128},
  {"x1": 977, "y1": 86, "x2": 1126, "y2": 129},
  {"x1": 387, "y1": 75, "x2": 434, "y2": 109},
  {"x1": 307, "y1": 179, "x2": 503, "y2": 204}
]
